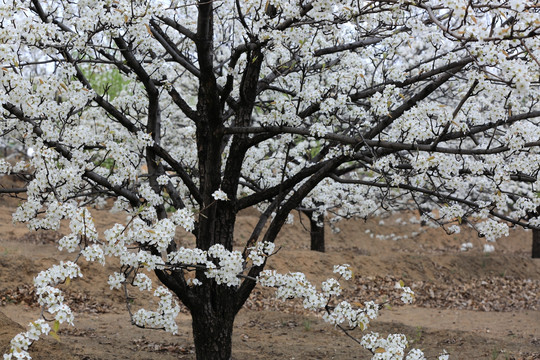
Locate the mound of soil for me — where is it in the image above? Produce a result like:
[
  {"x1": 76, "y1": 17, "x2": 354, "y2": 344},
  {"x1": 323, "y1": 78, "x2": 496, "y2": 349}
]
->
[{"x1": 0, "y1": 198, "x2": 539, "y2": 359}]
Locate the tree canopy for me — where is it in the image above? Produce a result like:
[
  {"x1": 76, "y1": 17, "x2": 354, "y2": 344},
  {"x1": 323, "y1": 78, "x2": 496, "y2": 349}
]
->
[{"x1": 1, "y1": 0, "x2": 539, "y2": 359}]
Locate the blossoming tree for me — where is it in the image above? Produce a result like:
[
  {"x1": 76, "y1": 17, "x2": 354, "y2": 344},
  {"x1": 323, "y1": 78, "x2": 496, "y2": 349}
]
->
[{"x1": 1, "y1": 0, "x2": 540, "y2": 359}]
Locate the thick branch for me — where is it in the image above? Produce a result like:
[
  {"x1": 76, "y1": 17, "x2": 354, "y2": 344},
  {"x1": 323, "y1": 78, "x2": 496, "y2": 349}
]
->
[
  {"x1": 236, "y1": 160, "x2": 328, "y2": 210},
  {"x1": 362, "y1": 64, "x2": 466, "y2": 140},
  {"x1": 235, "y1": 155, "x2": 346, "y2": 309},
  {"x1": 0, "y1": 187, "x2": 27, "y2": 194},
  {"x1": 350, "y1": 57, "x2": 473, "y2": 101},
  {"x1": 329, "y1": 175, "x2": 535, "y2": 229},
  {"x1": 314, "y1": 37, "x2": 382, "y2": 56},
  {"x1": 158, "y1": 16, "x2": 197, "y2": 41},
  {"x1": 152, "y1": 144, "x2": 203, "y2": 205},
  {"x1": 150, "y1": 19, "x2": 201, "y2": 78}
]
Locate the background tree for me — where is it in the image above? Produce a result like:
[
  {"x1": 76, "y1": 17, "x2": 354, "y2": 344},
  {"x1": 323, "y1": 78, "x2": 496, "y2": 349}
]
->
[{"x1": 1, "y1": 0, "x2": 540, "y2": 359}]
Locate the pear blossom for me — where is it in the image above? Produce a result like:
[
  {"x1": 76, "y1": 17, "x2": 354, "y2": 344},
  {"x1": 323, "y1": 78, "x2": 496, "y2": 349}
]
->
[{"x1": 2, "y1": 0, "x2": 540, "y2": 358}]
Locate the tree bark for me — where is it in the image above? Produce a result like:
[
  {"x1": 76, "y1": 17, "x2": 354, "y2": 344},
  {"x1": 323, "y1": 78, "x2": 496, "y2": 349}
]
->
[
  {"x1": 310, "y1": 215, "x2": 325, "y2": 252},
  {"x1": 533, "y1": 228, "x2": 540, "y2": 258},
  {"x1": 304, "y1": 210, "x2": 325, "y2": 252},
  {"x1": 191, "y1": 290, "x2": 236, "y2": 360}
]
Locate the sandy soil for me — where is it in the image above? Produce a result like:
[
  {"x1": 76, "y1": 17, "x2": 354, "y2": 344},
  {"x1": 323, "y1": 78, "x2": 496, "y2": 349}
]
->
[{"x1": 0, "y1": 192, "x2": 539, "y2": 359}]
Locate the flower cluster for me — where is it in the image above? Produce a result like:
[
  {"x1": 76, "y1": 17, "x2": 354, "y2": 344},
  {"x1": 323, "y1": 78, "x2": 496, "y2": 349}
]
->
[
  {"x1": 133, "y1": 273, "x2": 153, "y2": 291},
  {"x1": 323, "y1": 300, "x2": 379, "y2": 330},
  {"x1": 167, "y1": 244, "x2": 244, "y2": 287},
  {"x1": 360, "y1": 332, "x2": 449, "y2": 359},
  {"x1": 130, "y1": 217, "x2": 176, "y2": 252},
  {"x1": 108, "y1": 272, "x2": 126, "y2": 290},
  {"x1": 438, "y1": 204, "x2": 465, "y2": 222},
  {"x1": 131, "y1": 287, "x2": 180, "y2": 334},
  {"x1": 396, "y1": 283, "x2": 415, "y2": 304},
  {"x1": 309, "y1": 123, "x2": 329, "y2": 137},
  {"x1": 478, "y1": 219, "x2": 509, "y2": 243},
  {"x1": 33, "y1": 262, "x2": 82, "y2": 325},
  {"x1": 3, "y1": 321, "x2": 51, "y2": 360},
  {"x1": 81, "y1": 244, "x2": 105, "y2": 265},
  {"x1": 4, "y1": 262, "x2": 82, "y2": 359},
  {"x1": 361, "y1": 332, "x2": 409, "y2": 359},
  {"x1": 206, "y1": 244, "x2": 244, "y2": 286},
  {"x1": 258, "y1": 265, "x2": 434, "y2": 358},
  {"x1": 247, "y1": 241, "x2": 276, "y2": 266},
  {"x1": 211, "y1": 189, "x2": 229, "y2": 201},
  {"x1": 333, "y1": 264, "x2": 353, "y2": 280},
  {"x1": 170, "y1": 208, "x2": 195, "y2": 232},
  {"x1": 258, "y1": 270, "x2": 327, "y2": 310},
  {"x1": 0, "y1": 158, "x2": 11, "y2": 174}
]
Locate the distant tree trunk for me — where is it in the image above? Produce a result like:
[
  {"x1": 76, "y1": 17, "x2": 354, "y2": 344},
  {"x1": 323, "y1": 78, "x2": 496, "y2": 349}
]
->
[
  {"x1": 304, "y1": 210, "x2": 325, "y2": 252},
  {"x1": 533, "y1": 228, "x2": 540, "y2": 258}
]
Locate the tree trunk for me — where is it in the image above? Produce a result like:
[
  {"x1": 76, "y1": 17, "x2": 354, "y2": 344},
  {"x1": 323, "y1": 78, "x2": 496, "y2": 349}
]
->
[
  {"x1": 533, "y1": 228, "x2": 540, "y2": 258},
  {"x1": 191, "y1": 302, "x2": 235, "y2": 360},
  {"x1": 306, "y1": 211, "x2": 325, "y2": 252}
]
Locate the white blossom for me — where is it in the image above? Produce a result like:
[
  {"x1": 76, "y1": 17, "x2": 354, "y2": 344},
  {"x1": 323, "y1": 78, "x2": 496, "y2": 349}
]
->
[{"x1": 212, "y1": 189, "x2": 229, "y2": 201}]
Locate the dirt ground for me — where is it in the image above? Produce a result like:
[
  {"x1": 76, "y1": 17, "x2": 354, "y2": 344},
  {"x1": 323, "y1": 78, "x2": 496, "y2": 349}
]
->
[{"x1": 0, "y1": 191, "x2": 539, "y2": 359}]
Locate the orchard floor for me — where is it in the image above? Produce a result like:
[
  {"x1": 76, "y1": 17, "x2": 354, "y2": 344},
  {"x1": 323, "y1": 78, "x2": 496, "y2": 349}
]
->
[{"x1": 0, "y1": 197, "x2": 539, "y2": 359}]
